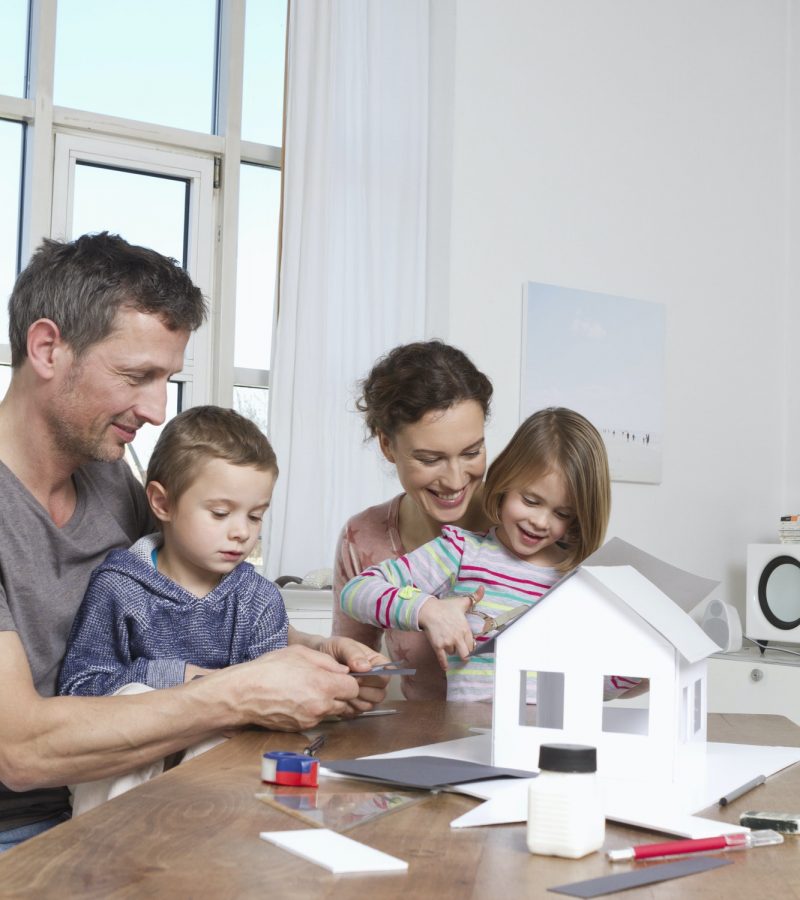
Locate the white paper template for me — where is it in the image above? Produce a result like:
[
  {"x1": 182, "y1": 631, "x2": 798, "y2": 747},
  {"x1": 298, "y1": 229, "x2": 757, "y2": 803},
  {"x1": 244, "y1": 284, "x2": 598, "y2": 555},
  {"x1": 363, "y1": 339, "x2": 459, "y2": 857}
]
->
[
  {"x1": 339, "y1": 732, "x2": 800, "y2": 837},
  {"x1": 259, "y1": 829, "x2": 408, "y2": 874}
]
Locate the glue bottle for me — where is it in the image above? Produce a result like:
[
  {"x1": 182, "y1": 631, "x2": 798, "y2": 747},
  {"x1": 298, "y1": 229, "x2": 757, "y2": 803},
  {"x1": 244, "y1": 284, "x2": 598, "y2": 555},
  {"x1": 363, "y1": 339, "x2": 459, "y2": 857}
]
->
[{"x1": 527, "y1": 743, "x2": 605, "y2": 858}]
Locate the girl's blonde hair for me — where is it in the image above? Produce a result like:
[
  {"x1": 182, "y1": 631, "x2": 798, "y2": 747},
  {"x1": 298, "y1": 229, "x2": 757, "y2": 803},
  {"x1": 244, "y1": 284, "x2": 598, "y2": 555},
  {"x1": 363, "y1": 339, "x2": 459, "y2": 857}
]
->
[{"x1": 483, "y1": 407, "x2": 611, "y2": 572}]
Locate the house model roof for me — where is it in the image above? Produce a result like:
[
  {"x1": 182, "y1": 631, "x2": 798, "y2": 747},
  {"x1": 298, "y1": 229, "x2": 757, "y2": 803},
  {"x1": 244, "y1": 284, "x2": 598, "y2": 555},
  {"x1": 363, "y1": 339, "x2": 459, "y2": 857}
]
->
[{"x1": 481, "y1": 537, "x2": 721, "y2": 664}]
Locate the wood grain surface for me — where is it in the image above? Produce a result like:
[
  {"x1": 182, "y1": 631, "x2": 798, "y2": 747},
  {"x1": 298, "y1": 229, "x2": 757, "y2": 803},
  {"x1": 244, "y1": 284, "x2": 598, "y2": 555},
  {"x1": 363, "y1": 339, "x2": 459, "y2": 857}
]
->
[{"x1": 1, "y1": 704, "x2": 800, "y2": 899}]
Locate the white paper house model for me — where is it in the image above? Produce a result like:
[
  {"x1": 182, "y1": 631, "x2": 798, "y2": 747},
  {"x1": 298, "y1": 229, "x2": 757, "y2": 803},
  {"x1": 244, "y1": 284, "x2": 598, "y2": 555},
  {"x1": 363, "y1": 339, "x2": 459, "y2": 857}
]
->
[{"x1": 490, "y1": 538, "x2": 720, "y2": 786}]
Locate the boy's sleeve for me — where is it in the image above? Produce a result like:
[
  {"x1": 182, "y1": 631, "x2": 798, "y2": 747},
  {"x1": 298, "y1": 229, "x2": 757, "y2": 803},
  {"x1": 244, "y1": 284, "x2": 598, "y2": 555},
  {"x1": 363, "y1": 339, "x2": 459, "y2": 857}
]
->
[
  {"x1": 339, "y1": 527, "x2": 465, "y2": 631},
  {"x1": 244, "y1": 577, "x2": 290, "y2": 660},
  {"x1": 58, "y1": 569, "x2": 183, "y2": 696}
]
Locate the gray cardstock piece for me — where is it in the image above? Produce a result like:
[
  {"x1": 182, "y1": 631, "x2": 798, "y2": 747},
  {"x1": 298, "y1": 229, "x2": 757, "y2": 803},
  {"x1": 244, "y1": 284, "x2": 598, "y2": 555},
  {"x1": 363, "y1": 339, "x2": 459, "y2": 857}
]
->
[
  {"x1": 322, "y1": 755, "x2": 537, "y2": 790},
  {"x1": 582, "y1": 536, "x2": 719, "y2": 613},
  {"x1": 548, "y1": 856, "x2": 732, "y2": 897},
  {"x1": 353, "y1": 666, "x2": 416, "y2": 677},
  {"x1": 474, "y1": 536, "x2": 718, "y2": 656}
]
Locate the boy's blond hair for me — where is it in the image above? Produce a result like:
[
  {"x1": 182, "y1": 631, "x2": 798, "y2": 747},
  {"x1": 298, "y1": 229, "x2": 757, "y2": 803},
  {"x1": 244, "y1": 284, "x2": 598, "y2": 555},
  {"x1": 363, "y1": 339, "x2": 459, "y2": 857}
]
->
[
  {"x1": 146, "y1": 405, "x2": 277, "y2": 503},
  {"x1": 483, "y1": 407, "x2": 610, "y2": 572}
]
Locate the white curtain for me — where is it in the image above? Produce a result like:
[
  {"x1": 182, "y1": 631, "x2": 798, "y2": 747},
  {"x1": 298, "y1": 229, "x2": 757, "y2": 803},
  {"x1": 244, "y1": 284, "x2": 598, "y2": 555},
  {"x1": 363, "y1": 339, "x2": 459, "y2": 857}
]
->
[{"x1": 265, "y1": 0, "x2": 430, "y2": 579}]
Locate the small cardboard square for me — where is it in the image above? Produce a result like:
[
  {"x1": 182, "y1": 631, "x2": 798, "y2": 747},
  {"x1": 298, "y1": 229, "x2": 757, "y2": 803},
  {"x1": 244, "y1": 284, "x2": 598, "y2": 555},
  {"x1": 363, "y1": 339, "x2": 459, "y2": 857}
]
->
[
  {"x1": 321, "y1": 755, "x2": 537, "y2": 790},
  {"x1": 548, "y1": 856, "x2": 731, "y2": 897},
  {"x1": 259, "y1": 829, "x2": 408, "y2": 874}
]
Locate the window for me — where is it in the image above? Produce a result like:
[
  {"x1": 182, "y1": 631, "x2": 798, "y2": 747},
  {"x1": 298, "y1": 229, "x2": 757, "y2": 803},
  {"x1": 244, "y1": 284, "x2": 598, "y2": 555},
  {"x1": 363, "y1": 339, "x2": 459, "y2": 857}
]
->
[
  {"x1": 242, "y1": 0, "x2": 287, "y2": 146},
  {"x1": 54, "y1": 0, "x2": 218, "y2": 133},
  {"x1": 521, "y1": 670, "x2": 565, "y2": 729},
  {"x1": 693, "y1": 677, "x2": 703, "y2": 734},
  {"x1": 0, "y1": 0, "x2": 27, "y2": 99},
  {"x1": 0, "y1": 120, "x2": 23, "y2": 352},
  {"x1": 602, "y1": 674, "x2": 650, "y2": 736},
  {"x1": 0, "y1": 1, "x2": 285, "y2": 447}
]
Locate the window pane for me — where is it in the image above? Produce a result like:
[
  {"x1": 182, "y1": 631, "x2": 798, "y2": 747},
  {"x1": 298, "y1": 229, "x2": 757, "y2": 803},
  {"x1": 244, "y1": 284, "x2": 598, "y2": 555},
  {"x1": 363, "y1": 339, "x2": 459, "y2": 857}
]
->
[
  {"x1": 55, "y1": 0, "x2": 216, "y2": 133},
  {"x1": 125, "y1": 382, "x2": 181, "y2": 482},
  {"x1": 234, "y1": 386, "x2": 269, "y2": 437},
  {"x1": 0, "y1": 364, "x2": 10, "y2": 400},
  {"x1": 242, "y1": 0, "x2": 287, "y2": 146},
  {"x1": 72, "y1": 163, "x2": 188, "y2": 265},
  {"x1": 236, "y1": 164, "x2": 280, "y2": 370},
  {"x1": 0, "y1": 0, "x2": 28, "y2": 98},
  {"x1": 0, "y1": 120, "x2": 23, "y2": 345}
]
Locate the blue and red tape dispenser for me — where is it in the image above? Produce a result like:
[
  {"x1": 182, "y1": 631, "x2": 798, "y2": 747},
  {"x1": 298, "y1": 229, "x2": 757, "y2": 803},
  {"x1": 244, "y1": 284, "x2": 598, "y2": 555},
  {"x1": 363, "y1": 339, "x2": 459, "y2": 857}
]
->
[{"x1": 261, "y1": 751, "x2": 320, "y2": 787}]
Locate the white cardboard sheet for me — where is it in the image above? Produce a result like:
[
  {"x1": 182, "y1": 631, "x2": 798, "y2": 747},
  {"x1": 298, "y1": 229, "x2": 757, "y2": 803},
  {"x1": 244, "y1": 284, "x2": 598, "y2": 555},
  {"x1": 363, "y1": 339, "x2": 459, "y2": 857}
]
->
[
  {"x1": 332, "y1": 733, "x2": 800, "y2": 838},
  {"x1": 259, "y1": 829, "x2": 408, "y2": 874}
]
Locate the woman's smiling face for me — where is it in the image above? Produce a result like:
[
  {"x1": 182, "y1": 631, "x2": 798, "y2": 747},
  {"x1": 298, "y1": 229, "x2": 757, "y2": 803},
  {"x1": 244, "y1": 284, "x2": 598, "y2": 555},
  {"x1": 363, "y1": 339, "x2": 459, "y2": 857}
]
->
[{"x1": 379, "y1": 399, "x2": 486, "y2": 526}]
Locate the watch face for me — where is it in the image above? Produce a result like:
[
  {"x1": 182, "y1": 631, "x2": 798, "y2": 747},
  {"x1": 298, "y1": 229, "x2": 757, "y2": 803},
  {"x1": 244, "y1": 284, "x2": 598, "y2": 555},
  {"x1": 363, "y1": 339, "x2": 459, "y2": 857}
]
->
[{"x1": 758, "y1": 556, "x2": 800, "y2": 630}]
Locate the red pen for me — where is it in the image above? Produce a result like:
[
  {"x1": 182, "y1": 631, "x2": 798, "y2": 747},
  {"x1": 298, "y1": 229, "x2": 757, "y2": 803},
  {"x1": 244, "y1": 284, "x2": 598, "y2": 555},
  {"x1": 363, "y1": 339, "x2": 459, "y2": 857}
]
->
[{"x1": 607, "y1": 829, "x2": 783, "y2": 861}]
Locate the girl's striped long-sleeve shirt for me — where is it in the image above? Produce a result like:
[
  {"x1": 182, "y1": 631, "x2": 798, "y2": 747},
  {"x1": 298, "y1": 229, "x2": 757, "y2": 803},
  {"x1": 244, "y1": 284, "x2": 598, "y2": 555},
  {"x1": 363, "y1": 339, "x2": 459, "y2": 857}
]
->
[{"x1": 340, "y1": 525, "x2": 560, "y2": 701}]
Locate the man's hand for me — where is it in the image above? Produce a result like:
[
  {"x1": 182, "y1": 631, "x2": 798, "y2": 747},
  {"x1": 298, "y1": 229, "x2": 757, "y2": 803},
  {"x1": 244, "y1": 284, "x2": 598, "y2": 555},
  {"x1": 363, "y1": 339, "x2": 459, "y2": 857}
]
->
[
  {"x1": 418, "y1": 586, "x2": 485, "y2": 670},
  {"x1": 316, "y1": 636, "x2": 390, "y2": 715},
  {"x1": 225, "y1": 644, "x2": 362, "y2": 731}
]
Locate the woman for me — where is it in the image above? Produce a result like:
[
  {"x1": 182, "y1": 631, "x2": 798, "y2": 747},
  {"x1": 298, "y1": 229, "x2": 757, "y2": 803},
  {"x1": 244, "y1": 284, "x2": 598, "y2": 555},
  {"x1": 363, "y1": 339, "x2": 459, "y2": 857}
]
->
[{"x1": 332, "y1": 340, "x2": 493, "y2": 699}]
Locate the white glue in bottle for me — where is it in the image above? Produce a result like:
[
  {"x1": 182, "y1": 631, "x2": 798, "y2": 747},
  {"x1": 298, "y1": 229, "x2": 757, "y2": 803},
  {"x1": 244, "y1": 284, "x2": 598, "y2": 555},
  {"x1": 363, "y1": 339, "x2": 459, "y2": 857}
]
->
[{"x1": 527, "y1": 743, "x2": 605, "y2": 858}]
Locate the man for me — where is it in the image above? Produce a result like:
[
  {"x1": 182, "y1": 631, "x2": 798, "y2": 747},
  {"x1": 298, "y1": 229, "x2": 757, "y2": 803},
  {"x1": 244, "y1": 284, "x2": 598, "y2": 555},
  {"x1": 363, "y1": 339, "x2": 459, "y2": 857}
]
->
[{"x1": 0, "y1": 233, "x2": 387, "y2": 850}]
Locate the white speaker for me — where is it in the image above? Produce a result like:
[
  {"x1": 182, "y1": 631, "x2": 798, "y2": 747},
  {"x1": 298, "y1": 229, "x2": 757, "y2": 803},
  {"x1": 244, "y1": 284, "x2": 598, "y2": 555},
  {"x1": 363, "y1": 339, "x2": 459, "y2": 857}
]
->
[
  {"x1": 691, "y1": 595, "x2": 743, "y2": 652},
  {"x1": 746, "y1": 544, "x2": 800, "y2": 644}
]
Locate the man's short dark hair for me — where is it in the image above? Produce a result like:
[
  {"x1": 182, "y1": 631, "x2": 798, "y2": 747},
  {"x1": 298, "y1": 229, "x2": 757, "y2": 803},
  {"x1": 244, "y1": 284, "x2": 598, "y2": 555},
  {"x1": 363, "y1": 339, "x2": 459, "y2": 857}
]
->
[{"x1": 8, "y1": 232, "x2": 208, "y2": 366}]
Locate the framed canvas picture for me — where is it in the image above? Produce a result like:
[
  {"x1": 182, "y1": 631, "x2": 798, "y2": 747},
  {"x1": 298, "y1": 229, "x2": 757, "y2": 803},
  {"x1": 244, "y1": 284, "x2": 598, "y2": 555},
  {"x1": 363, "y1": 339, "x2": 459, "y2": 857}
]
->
[{"x1": 521, "y1": 282, "x2": 665, "y2": 484}]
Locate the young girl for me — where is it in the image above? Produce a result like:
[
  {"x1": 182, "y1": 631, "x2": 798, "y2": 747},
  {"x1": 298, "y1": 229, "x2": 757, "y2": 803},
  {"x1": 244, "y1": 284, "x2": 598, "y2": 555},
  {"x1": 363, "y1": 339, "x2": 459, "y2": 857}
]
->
[{"x1": 341, "y1": 407, "x2": 635, "y2": 701}]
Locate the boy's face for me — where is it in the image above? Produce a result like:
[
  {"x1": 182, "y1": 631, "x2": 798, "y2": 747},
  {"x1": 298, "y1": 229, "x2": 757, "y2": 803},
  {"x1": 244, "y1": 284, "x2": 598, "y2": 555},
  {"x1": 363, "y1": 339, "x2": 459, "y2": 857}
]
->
[{"x1": 151, "y1": 458, "x2": 275, "y2": 593}]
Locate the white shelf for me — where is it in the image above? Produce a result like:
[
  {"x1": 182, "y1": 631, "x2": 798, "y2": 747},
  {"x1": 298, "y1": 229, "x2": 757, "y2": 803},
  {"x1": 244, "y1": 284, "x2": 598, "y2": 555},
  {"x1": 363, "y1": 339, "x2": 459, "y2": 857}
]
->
[{"x1": 707, "y1": 646, "x2": 800, "y2": 726}]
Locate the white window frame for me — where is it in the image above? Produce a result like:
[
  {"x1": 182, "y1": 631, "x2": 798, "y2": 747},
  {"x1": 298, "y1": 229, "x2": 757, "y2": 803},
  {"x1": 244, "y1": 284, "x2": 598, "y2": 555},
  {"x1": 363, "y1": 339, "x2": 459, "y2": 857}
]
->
[
  {"x1": 51, "y1": 132, "x2": 216, "y2": 408},
  {"x1": 0, "y1": 0, "x2": 283, "y2": 412}
]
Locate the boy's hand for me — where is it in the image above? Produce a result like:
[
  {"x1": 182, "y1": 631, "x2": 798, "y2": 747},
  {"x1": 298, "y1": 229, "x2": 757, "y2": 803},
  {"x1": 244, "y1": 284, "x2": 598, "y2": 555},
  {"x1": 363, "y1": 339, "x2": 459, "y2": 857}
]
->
[{"x1": 418, "y1": 586, "x2": 485, "y2": 670}]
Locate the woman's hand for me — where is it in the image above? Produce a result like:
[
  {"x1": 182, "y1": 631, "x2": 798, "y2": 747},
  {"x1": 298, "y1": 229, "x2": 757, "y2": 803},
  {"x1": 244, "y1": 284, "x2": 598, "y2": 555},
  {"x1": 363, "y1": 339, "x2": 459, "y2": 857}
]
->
[{"x1": 418, "y1": 586, "x2": 485, "y2": 670}]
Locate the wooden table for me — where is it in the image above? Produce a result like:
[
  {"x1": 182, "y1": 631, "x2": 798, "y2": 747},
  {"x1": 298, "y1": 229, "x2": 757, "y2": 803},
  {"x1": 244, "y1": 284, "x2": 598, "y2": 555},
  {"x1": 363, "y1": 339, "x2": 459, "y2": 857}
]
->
[{"x1": 2, "y1": 703, "x2": 800, "y2": 899}]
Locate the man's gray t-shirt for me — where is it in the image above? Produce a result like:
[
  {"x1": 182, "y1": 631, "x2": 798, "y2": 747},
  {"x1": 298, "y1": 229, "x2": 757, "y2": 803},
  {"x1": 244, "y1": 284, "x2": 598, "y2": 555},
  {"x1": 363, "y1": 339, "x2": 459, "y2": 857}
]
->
[{"x1": 0, "y1": 459, "x2": 150, "y2": 830}]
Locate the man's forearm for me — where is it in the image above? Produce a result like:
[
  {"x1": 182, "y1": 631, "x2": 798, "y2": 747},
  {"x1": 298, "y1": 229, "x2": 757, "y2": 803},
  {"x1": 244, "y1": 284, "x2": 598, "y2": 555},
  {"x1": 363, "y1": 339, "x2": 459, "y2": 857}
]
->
[
  {"x1": 4, "y1": 675, "x2": 238, "y2": 791},
  {"x1": 1, "y1": 641, "x2": 363, "y2": 793}
]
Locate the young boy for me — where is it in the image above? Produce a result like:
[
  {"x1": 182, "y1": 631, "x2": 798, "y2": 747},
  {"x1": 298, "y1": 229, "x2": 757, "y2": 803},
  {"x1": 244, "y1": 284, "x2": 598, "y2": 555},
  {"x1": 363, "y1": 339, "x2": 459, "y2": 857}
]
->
[
  {"x1": 58, "y1": 406, "x2": 366, "y2": 813},
  {"x1": 59, "y1": 406, "x2": 289, "y2": 698}
]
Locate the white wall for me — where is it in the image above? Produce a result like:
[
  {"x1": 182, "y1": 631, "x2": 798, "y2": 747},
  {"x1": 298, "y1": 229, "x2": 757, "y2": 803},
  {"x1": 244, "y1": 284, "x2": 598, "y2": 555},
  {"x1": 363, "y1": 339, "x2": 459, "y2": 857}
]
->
[{"x1": 429, "y1": 1, "x2": 793, "y2": 613}]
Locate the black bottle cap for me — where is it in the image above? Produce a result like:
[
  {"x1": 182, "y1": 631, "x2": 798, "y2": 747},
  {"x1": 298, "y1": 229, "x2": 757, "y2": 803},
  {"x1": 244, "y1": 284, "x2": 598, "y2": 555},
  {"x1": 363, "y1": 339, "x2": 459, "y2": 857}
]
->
[{"x1": 538, "y1": 743, "x2": 597, "y2": 773}]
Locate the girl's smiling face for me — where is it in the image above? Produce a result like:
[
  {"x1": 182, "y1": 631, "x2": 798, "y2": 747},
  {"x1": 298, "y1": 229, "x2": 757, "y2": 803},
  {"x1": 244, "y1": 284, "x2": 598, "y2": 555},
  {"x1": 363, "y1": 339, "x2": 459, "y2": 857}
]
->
[
  {"x1": 496, "y1": 469, "x2": 575, "y2": 566},
  {"x1": 378, "y1": 399, "x2": 486, "y2": 526}
]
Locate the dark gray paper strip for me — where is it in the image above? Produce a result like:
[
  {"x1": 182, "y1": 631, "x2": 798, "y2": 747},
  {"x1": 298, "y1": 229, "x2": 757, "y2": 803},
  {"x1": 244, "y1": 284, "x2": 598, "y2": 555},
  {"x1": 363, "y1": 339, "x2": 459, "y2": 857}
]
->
[
  {"x1": 322, "y1": 755, "x2": 537, "y2": 790},
  {"x1": 353, "y1": 666, "x2": 416, "y2": 677},
  {"x1": 548, "y1": 856, "x2": 731, "y2": 897}
]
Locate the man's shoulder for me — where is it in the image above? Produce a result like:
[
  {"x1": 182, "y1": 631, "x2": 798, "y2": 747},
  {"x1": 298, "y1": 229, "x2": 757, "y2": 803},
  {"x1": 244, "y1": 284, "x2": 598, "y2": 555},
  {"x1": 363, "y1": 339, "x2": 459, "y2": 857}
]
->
[{"x1": 77, "y1": 460, "x2": 149, "y2": 534}]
